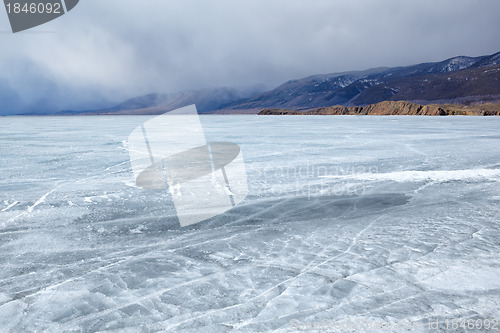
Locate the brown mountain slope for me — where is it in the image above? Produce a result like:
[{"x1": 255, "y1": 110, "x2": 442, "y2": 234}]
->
[
  {"x1": 225, "y1": 53, "x2": 500, "y2": 111},
  {"x1": 352, "y1": 65, "x2": 500, "y2": 105},
  {"x1": 258, "y1": 101, "x2": 500, "y2": 116}
]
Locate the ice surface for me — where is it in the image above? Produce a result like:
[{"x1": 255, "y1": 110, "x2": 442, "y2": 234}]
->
[{"x1": 1, "y1": 115, "x2": 500, "y2": 332}]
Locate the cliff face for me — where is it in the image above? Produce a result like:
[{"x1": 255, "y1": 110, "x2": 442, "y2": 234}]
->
[
  {"x1": 258, "y1": 101, "x2": 500, "y2": 116},
  {"x1": 361, "y1": 102, "x2": 447, "y2": 115}
]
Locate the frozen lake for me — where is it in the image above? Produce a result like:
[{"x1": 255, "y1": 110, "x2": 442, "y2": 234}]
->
[{"x1": 1, "y1": 115, "x2": 500, "y2": 332}]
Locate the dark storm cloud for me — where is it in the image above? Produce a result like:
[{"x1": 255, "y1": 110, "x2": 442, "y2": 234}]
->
[{"x1": 1, "y1": 0, "x2": 500, "y2": 114}]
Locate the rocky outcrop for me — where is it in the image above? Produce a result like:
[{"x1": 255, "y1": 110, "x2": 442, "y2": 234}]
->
[{"x1": 258, "y1": 101, "x2": 500, "y2": 116}]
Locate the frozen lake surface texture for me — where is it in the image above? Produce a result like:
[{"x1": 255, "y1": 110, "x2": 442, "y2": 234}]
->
[{"x1": 1, "y1": 115, "x2": 499, "y2": 332}]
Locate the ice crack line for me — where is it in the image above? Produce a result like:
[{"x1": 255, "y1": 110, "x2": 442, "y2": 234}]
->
[
  {"x1": 27, "y1": 188, "x2": 56, "y2": 213},
  {"x1": 4, "y1": 184, "x2": 62, "y2": 225},
  {"x1": 1, "y1": 201, "x2": 18, "y2": 212},
  {"x1": 165, "y1": 215, "x2": 386, "y2": 331}
]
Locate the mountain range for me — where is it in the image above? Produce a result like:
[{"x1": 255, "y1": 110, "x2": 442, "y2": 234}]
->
[
  {"x1": 57, "y1": 86, "x2": 265, "y2": 115},
  {"x1": 61, "y1": 51, "x2": 500, "y2": 115}
]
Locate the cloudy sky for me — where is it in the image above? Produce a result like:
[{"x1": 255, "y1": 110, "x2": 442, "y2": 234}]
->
[{"x1": 1, "y1": 0, "x2": 500, "y2": 114}]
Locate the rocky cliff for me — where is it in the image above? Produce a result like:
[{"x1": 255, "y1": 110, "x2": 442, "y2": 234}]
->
[{"x1": 258, "y1": 101, "x2": 500, "y2": 116}]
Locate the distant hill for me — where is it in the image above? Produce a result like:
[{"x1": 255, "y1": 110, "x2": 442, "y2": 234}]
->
[{"x1": 58, "y1": 86, "x2": 265, "y2": 115}]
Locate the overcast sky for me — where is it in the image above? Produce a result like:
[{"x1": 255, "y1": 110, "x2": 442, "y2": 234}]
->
[{"x1": 1, "y1": 0, "x2": 500, "y2": 114}]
